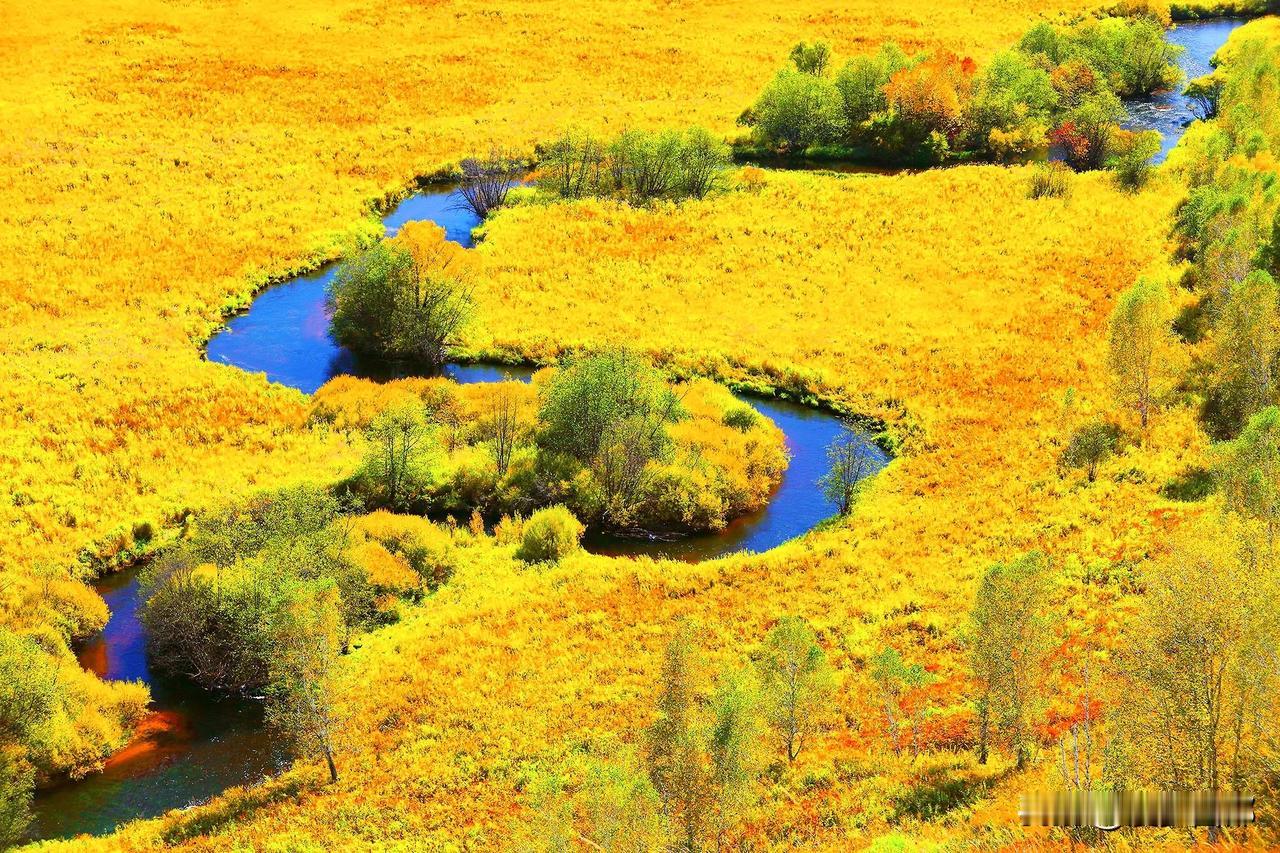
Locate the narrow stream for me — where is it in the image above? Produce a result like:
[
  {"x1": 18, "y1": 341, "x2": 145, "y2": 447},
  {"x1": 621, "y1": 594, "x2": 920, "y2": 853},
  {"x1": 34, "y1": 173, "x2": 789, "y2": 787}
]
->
[
  {"x1": 30, "y1": 18, "x2": 1243, "y2": 842},
  {"x1": 27, "y1": 569, "x2": 285, "y2": 841},
  {"x1": 1126, "y1": 18, "x2": 1244, "y2": 162}
]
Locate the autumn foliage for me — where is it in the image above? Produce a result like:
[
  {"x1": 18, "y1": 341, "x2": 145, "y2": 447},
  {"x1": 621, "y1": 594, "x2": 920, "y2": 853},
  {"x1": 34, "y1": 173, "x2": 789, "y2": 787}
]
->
[{"x1": 3, "y1": 0, "x2": 1280, "y2": 850}]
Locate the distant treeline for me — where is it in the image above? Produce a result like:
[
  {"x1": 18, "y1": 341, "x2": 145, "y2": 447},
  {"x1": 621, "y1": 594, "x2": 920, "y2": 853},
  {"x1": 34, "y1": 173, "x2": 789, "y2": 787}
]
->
[{"x1": 739, "y1": 10, "x2": 1181, "y2": 168}]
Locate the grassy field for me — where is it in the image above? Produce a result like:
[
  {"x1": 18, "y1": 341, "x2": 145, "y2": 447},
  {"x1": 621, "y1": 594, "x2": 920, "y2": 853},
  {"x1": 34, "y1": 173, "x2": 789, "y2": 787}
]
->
[
  {"x1": 4, "y1": 0, "x2": 1267, "y2": 849},
  {"x1": 1, "y1": 0, "x2": 1114, "y2": 589},
  {"x1": 35, "y1": 165, "x2": 1196, "y2": 849}
]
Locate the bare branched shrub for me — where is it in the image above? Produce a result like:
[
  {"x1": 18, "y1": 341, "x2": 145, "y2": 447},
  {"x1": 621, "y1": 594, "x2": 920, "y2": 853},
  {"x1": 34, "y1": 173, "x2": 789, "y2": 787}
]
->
[{"x1": 456, "y1": 148, "x2": 522, "y2": 219}]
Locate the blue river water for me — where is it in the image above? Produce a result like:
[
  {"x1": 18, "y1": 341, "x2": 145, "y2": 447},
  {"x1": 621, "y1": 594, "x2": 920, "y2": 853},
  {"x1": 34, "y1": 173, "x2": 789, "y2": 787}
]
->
[{"x1": 1125, "y1": 18, "x2": 1245, "y2": 162}]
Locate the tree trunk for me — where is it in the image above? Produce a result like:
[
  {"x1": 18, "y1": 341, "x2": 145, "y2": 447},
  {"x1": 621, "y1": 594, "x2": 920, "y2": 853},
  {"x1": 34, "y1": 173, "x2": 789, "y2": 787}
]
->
[
  {"x1": 977, "y1": 696, "x2": 990, "y2": 765},
  {"x1": 325, "y1": 744, "x2": 339, "y2": 783}
]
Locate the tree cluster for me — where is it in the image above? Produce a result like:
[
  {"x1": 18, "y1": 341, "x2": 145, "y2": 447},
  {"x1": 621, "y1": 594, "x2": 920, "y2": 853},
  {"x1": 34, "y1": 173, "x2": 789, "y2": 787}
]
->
[
  {"x1": 540, "y1": 617, "x2": 834, "y2": 851},
  {"x1": 328, "y1": 222, "x2": 475, "y2": 372},
  {"x1": 324, "y1": 355, "x2": 786, "y2": 537},
  {"x1": 1169, "y1": 35, "x2": 1280, "y2": 439},
  {"x1": 743, "y1": 12, "x2": 1178, "y2": 169},
  {"x1": 536, "y1": 127, "x2": 732, "y2": 205},
  {"x1": 140, "y1": 487, "x2": 430, "y2": 783}
]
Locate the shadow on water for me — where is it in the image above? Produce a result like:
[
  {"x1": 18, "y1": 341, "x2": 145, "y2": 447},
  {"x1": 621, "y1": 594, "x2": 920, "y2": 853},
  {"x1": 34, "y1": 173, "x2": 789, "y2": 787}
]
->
[{"x1": 27, "y1": 568, "x2": 288, "y2": 842}]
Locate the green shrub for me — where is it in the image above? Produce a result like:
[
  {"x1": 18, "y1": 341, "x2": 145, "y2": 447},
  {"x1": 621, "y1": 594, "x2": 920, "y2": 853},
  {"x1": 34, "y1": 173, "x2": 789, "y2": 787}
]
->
[
  {"x1": 1051, "y1": 91, "x2": 1126, "y2": 170},
  {"x1": 789, "y1": 41, "x2": 833, "y2": 76},
  {"x1": 395, "y1": 535, "x2": 458, "y2": 592},
  {"x1": 139, "y1": 487, "x2": 364, "y2": 693},
  {"x1": 536, "y1": 127, "x2": 730, "y2": 204},
  {"x1": 539, "y1": 350, "x2": 683, "y2": 468},
  {"x1": 327, "y1": 239, "x2": 473, "y2": 370},
  {"x1": 516, "y1": 505, "x2": 585, "y2": 564},
  {"x1": 132, "y1": 519, "x2": 156, "y2": 544},
  {"x1": 1108, "y1": 129, "x2": 1162, "y2": 191},
  {"x1": 750, "y1": 69, "x2": 848, "y2": 151},
  {"x1": 722, "y1": 406, "x2": 760, "y2": 431},
  {"x1": 1026, "y1": 161, "x2": 1072, "y2": 199},
  {"x1": 1059, "y1": 420, "x2": 1124, "y2": 482}
]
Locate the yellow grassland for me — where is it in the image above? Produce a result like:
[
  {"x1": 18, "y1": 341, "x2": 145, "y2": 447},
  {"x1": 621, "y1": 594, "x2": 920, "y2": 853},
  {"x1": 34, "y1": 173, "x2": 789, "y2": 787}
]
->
[
  {"x1": 42, "y1": 164, "x2": 1210, "y2": 850},
  {"x1": 2, "y1": 0, "x2": 1261, "y2": 848}
]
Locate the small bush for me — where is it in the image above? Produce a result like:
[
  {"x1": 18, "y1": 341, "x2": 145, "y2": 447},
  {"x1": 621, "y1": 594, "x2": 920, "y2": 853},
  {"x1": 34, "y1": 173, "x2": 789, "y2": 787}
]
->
[
  {"x1": 1027, "y1": 161, "x2": 1071, "y2": 199},
  {"x1": 132, "y1": 520, "x2": 155, "y2": 544},
  {"x1": 536, "y1": 127, "x2": 730, "y2": 204},
  {"x1": 516, "y1": 505, "x2": 585, "y2": 564},
  {"x1": 456, "y1": 148, "x2": 523, "y2": 219},
  {"x1": 1108, "y1": 129, "x2": 1162, "y2": 192},
  {"x1": 1060, "y1": 420, "x2": 1124, "y2": 482},
  {"x1": 722, "y1": 406, "x2": 760, "y2": 431}
]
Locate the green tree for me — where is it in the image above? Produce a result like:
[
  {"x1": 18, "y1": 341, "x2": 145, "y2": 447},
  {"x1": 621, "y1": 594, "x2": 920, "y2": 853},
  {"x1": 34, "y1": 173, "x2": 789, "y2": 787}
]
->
[
  {"x1": 870, "y1": 646, "x2": 933, "y2": 758},
  {"x1": 579, "y1": 756, "x2": 667, "y2": 852},
  {"x1": 516, "y1": 505, "x2": 585, "y2": 564},
  {"x1": 1018, "y1": 21, "x2": 1069, "y2": 66},
  {"x1": 0, "y1": 749, "x2": 35, "y2": 849},
  {"x1": 1256, "y1": 208, "x2": 1280, "y2": 278},
  {"x1": 969, "y1": 553, "x2": 1049, "y2": 768},
  {"x1": 755, "y1": 616, "x2": 834, "y2": 763},
  {"x1": 1209, "y1": 270, "x2": 1280, "y2": 438},
  {"x1": 1107, "y1": 278, "x2": 1174, "y2": 427},
  {"x1": 538, "y1": 128, "x2": 728, "y2": 204},
  {"x1": 538, "y1": 350, "x2": 685, "y2": 526},
  {"x1": 751, "y1": 70, "x2": 848, "y2": 151},
  {"x1": 1053, "y1": 91, "x2": 1126, "y2": 171},
  {"x1": 361, "y1": 403, "x2": 434, "y2": 511},
  {"x1": 141, "y1": 487, "x2": 370, "y2": 693},
  {"x1": 143, "y1": 556, "x2": 292, "y2": 692},
  {"x1": 965, "y1": 50, "x2": 1058, "y2": 157},
  {"x1": 1111, "y1": 525, "x2": 1280, "y2": 840},
  {"x1": 706, "y1": 672, "x2": 758, "y2": 850},
  {"x1": 833, "y1": 43, "x2": 913, "y2": 134},
  {"x1": 328, "y1": 231, "x2": 474, "y2": 370},
  {"x1": 1059, "y1": 420, "x2": 1121, "y2": 482},
  {"x1": 539, "y1": 128, "x2": 608, "y2": 200},
  {"x1": 1185, "y1": 72, "x2": 1225, "y2": 121},
  {"x1": 646, "y1": 627, "x2": 713, "y2": 852},
  {"x1": 266, "y1": 584, "x2": 346, "y2": 783},
  {"x1": 1107, "y1": 129, "x2": 1162, "y2": 191},
  {"x1": 608, "y1": 129, "x2": 683, "y2": 204},
  {"x1": 675, "y1": 127, "x2": 731, "y2": 200},
  {"x1": 0, "y1": 628, "x2": 56, "y2": 847},
  {"x1": 1116, "y1": 17, "x2": 1183, "y2": 96},
  {"x1": 819, "y1": 426, "x2": 875, "y2": 514},
  {"x1": 1217, "y1": 406, "x2": 1280, "y2": 545},
  {"x1": 789, "y1": 41, "x2": 832, "y2": 77}
]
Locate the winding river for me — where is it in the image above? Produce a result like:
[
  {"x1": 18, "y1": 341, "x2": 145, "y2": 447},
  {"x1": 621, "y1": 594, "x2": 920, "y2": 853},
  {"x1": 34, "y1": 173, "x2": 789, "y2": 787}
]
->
[
  {"x1": 1127, "y1": 18, "x2": 1244, "y2": 163},
  {"x1": 29, "y1": 17, "x2": 1243, "y2": 842}
]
